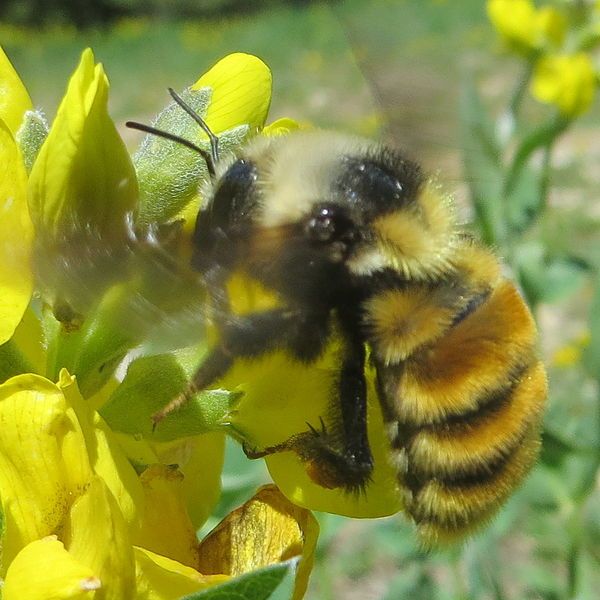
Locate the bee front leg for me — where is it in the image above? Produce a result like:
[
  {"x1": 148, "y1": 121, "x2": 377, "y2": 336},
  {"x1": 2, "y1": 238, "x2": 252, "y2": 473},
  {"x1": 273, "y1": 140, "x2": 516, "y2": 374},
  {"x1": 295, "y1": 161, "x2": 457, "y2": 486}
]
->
[
  {"x1": 152, "y1": 309, "x2": 301, "y2": 426},
  {"x1": 244, "y1": 339, "x2": 374, "y2": 493}
]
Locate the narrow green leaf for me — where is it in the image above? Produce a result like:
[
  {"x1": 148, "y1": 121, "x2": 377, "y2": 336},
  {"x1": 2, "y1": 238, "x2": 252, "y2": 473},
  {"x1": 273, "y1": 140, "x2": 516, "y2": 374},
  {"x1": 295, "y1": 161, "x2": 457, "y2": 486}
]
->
[
  {"x1": 181, "y1": 559, "x2": 298, "y2": 600},
  {"x1": 514, "y1": 241, "x2": 588, "y2": 306},
  {"x1": 459, "y1": 76, "x2": 505, "y2": 246},
  {"x1": 583, "y1": 277, "x2": 600, "y2": 377},
  {"x1": 504, "y1": 163, "x2": 543, "y2": 235}
]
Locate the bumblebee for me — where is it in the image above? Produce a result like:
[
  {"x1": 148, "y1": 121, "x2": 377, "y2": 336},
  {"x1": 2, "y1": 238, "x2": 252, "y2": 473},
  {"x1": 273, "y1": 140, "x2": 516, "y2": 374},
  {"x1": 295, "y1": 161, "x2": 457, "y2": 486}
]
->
[{"x1": 129, "y1": 95, "x2": 547, "y2": 546}]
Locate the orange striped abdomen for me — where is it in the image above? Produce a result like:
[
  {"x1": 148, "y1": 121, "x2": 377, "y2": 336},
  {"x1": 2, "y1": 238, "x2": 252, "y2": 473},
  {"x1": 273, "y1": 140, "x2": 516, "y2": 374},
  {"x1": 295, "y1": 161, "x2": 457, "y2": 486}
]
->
[{"x1": 375, "y1": 279, "x2": 547, "y2": 546}]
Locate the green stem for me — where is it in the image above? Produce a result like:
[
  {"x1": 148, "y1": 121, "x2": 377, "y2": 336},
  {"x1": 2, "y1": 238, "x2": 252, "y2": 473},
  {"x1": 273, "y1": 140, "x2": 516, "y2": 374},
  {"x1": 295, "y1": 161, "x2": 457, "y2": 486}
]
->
[
  {"x1": 508, "y1": 60, "x2": 535, "y2": 125},
  {"x1": 538, "y1": 140, "x2": 555, "y2": 213},
  {"x1": 503, "y1": 116, "x2": 569, "y2": 200},
  {"x1": 567, "y1": 537, "x2": 580, "y2": 599}
]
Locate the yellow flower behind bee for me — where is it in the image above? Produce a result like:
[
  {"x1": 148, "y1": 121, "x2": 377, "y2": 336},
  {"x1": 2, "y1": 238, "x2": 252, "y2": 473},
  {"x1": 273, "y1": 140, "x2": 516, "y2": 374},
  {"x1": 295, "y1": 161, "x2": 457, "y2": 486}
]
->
[
  {"x1": 192, "y1": 52, "x2": 272, "y2": 135},
  {"x1": 487, "y1": 0, "x2": 566, "y2": 55},
  {"x1": 531, "y1": 52, "x2": 597, "y2": 116}
]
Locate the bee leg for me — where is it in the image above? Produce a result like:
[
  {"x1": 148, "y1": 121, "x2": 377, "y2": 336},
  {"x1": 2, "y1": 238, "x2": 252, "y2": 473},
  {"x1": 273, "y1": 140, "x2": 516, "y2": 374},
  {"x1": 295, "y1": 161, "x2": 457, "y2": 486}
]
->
[
  {"x1": 152, "y1": 308, "x2": 303, "y2": 426},
  {"x1": 152, "y1": 347, "x2": 233, "y2": 427},
  {"x1": 243, "y1": 340, "x2": 374, "y2": 493},
  {"x1": 298, "y1": 340, "x2": 373, "y2": 491}
]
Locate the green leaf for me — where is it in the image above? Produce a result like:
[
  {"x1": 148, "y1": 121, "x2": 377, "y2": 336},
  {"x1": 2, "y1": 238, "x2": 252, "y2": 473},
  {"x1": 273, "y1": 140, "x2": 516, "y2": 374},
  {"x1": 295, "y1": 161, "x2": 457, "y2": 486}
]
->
[
  {"x1": 383, "y1": 564, "x2": 436, "y2": 600},
  {"x1": 583, "y1": 277, "x2": 600, "y2": 377},
  {"x1": 504, "y1": 162, "x2": 543, "y2": 236},
  {"x1": 181, "y1": 559, "x2": 298, "y2": 600},
  {"x1": 459, "y1": 76, "x2": 505, "y2": 246},
  {"x1": 100, "y1": 348, "x2": 240, "y2": 442},
  {"x1": 514, "y1": 241, "x2": 588, "y2": 306}
]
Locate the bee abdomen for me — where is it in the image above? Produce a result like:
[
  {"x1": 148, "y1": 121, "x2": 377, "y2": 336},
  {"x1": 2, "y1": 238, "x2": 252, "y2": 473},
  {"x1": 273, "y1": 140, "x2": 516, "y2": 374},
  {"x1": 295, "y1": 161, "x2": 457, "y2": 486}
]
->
[
  {"x1": 412, "y1": 424, "x2": 541, "y2": 546},
  {"x1": 377, "y1": 277, "x2": 547, "y2": 545},
  {"x1": 407, "y1": 360, "x2": 546, "y2": 478}
]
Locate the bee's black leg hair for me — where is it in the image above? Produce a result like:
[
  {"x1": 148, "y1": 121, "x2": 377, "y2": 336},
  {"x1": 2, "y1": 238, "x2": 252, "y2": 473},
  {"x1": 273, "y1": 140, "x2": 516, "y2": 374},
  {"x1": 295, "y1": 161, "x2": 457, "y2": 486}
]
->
[{"x1": 243, "y1": 334, "x2": 374, "y2": 492}]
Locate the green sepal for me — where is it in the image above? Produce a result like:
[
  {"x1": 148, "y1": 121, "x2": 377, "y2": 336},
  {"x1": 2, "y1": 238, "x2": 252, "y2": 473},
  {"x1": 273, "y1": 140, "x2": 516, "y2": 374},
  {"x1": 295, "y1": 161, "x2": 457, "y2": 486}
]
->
[
  {"x1": 16, "y1": 109, "x2": 48, "y2": 173},
  {"x1": 100, "y1": 347, "x2": 241, "y2": 442},
  {"x1": 181, "y1": 559, "x2": 298, "y2": 600},
  {"x1": 43, "y1": 285, "x2": 139, "y2": 398},
  {"x1": 0, "y1": 338, "x2": 35, "y2": 383},
  {"x1": 133, "y1": 86, "x2": 250, "y2": 225}
]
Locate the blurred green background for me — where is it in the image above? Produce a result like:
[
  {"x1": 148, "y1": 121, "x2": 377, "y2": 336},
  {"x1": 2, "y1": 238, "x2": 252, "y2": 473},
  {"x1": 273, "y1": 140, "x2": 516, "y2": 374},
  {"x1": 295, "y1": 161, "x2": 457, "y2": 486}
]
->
[{"x1": 3, "y1": 0, "x2": 600, "y2": 598}]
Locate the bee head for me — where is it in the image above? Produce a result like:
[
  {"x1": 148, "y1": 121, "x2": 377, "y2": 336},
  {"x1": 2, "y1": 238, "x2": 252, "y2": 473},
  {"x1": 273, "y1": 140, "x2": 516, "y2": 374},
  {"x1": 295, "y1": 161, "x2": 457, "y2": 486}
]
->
[{"x1": 193, "y1": 131, "x2": 457, "y2": 287}]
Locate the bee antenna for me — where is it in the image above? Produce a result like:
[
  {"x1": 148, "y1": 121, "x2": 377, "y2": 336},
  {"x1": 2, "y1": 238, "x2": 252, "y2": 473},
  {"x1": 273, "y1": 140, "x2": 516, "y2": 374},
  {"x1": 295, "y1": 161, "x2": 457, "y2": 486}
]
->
[
  {"x1": 125, "y1": 120, "x2": 216, "y2": 178},
  {"x1": 167, "y1": 87, "x2": 220, "y2": 168}
]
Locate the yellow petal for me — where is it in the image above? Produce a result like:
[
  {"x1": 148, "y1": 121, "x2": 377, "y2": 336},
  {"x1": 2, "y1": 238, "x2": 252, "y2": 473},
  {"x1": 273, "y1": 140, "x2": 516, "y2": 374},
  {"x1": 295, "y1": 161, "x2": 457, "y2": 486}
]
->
[
  {"x1": 28, "y1": 48, "x2": 138, "y2": 238},
  {"x1": 0, "y1": 46, "x2": 32, "y2": 135},
  {"x1": 262, "y1": 117, "x2": 303, "y2": 137},
  {"x1": 487, "y1": 0, "x2": 564, "y2": 53},
  {"x1": 58, "y1": 370, "x2": 144, "y2": 531},
  {"x1": 4, "y1": 536, "x2": 101, "y2": 600},
  {"x1": 197, "y1": 484, "x2": 318, "y2": 600},
  {"x1": 0, "y1": 374, "x2": 92, "y2": 571},
  {"x1": 151, "y1": 432, "x2": 225, "y2": 529},
  {"x1": 134, "y1": 464, "x2": 200, "y2": 569},
  {"x1": 192, "y1": 53, "x2": 272, "y2": 133},
  {"x1": 223, "y1": 346, "x2": 402, "y2": 518},
  {"x1": 0, "y1": 119, "x2": 33, "y2": 345},
  {"x1": 63, "y1": 477, "x2": 136, "y2": 600},
  {"x1": 535, "y1": 6, "x2": 566, "y2": 48},
  {"x1": 8, "y1": 304, "x2": 45, "y2": 373},
  {"x1": 531, "y1": 53, "x2": 597, "y2": 117},
  {"x1": 134, "y1": 547, "x2": 228, "y2": 600},
  {"x1": 487, "y1": 0, "x2": 536, "y2": 50}
]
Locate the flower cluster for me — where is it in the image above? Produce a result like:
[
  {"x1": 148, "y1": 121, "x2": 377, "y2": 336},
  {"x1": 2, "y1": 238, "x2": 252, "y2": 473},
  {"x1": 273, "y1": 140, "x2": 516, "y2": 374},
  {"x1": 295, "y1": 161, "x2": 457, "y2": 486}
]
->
[
  {"x1": 488, "y1": 0, "x2": 600, "y2": 117},
  {"x1": 0, "y1": 48, "x2": 327, "y2": 599}
]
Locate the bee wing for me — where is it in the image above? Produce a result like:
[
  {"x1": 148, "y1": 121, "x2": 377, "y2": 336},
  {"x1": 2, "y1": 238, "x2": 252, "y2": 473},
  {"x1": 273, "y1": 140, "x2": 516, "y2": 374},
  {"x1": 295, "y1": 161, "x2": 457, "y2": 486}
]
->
[{"x1": 32, "y1": 214, "x2": 311, "y2": 356}]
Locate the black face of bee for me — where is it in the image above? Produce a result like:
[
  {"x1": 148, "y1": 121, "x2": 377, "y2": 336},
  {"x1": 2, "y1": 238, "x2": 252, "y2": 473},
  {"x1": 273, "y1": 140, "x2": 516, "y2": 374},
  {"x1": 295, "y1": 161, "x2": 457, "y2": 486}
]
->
[{"x1": 191, "y1": 158, "x2": 258, "y2": 272}]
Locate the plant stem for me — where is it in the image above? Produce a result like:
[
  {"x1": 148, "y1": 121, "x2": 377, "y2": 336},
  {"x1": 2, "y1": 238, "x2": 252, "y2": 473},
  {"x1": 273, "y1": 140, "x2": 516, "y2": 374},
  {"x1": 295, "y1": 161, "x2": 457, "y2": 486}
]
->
[{"x1": 508, "y1": 60, "x2": 535, "y2": 126}]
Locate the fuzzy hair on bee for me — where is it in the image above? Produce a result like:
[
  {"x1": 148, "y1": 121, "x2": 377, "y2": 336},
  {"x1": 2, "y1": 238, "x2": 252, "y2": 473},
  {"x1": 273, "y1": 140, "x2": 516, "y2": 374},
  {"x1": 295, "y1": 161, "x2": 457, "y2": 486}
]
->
[{"x1": 134, "y1": 105, "x2": 547, "y2": 547}]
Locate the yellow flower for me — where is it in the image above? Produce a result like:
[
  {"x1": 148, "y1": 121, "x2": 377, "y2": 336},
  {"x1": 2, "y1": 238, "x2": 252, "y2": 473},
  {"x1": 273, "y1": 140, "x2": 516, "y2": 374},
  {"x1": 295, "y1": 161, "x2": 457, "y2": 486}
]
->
[
  {"x1": 0, "y1": 118, "x2": 33, "y2": 345},
  {"x1": 531, "y1": 52, "x2": 597, "y2": 116},
  {"x1": 0, "y1": 372, "x2": 317, "y2": 598},
  {"x1": 0, "y1": 46, "x2": 32, "y2": 135},
  {"x1": 191, "y1": 52, "x2": 272, "y2": 135},
  {"x1": 28, "y1": 48, "x2": 138, "y2": 241},
  {"x1": 487, "y1": 0, "x2": 566, "y2": 55},
  {"x1": 552, "y1": 332, "x2": 590, "y2": 367},
  {"x1": 135, "y1": 52, "x2": 274, "y2": 225},
  {"x1": 1, "y1": 48, "x2": 320, "y2": 596},
  {"x1": 219, "y1": 278, "x2": 403, "y2": 519}
]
